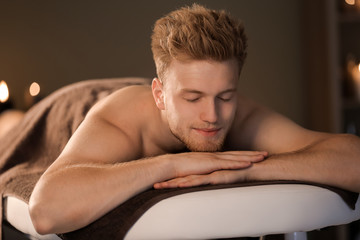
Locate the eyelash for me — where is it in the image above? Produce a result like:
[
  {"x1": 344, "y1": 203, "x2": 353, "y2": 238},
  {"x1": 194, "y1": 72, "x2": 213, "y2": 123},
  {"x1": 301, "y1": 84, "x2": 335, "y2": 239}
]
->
[
  {"x1": 185, "y1": 96, "x2": 232, "y2": 103},
  {"x1": 218, "y1": 97, "x2": 232, "y2": 102},
  {"x1": 185, "y1": 98, "x2": 200, "y2": 102}
]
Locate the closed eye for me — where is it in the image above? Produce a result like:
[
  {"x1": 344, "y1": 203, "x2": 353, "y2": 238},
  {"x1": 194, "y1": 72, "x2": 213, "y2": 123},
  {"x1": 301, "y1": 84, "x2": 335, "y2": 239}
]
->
[
  {"x1": 217, "y1": 92, "x2": 235, "y2": 102},
  {"x1": 184, "y1": 97, "x2": 200, "y2": 102},
  {"x1": 217, "y1": 96, "x2": 232, "y2": 102}
]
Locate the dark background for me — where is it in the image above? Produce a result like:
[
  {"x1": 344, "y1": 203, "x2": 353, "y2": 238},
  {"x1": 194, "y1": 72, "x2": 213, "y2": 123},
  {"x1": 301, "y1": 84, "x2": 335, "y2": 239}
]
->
[{"x1": 0, "y1": 0, "x2": 305, "y2": 124}]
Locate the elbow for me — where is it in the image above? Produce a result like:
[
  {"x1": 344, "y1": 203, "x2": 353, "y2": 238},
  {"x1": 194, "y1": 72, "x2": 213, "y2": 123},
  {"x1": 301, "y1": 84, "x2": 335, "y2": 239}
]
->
[
  {"x1": 29, "y1": 175, "x2": 72, "y2": 235},
  {"x1": 29, "y1": 191, "x2": 89, "y2": 235},
  {"x1": 29, "y1": 199, "x2": 57, "y2": 235},
  {"x1": 336, "y1": 134, "x2": 360, "y2": 193}
]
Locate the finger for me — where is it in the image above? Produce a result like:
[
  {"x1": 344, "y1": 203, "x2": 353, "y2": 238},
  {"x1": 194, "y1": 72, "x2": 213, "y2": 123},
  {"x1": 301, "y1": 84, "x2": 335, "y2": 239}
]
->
[
  {"x1": 213, "y1": 152, "x2": 268, "y2": 162},
  {"x1": 216, "y1": 154, "x2": 265, "y2": 164},
  {"x1": 160, "y1": 175, "x2": 211, "y2": 188},
  {"x1": 215, "y1": 159, "x2": 253, "y2": 170},
  {"x1": 218, "y1": 151, "x2": 268, "y2": 156},
  {"x1": 209, "y1": 170, "x2": 242, "y2": 185},
  {"x1": 178, "y1": 171, "x2": 237, "y2": 188},
  {"x1": 153, "y1": 180, "x2": 179, "y2": 189},
  {"x1": 154, "y1": 174, "x2": 211, "y2": 189},
  {"x1": 165, "y1": 177, "x2": 189, "y2": 188},
  {"x1": 154, "y1": 177, "x2": 188, "y2": 189},
  {"x1": 155, "y1": 169, "x2": 246, "y2": 189},
  {"x1": 153, "y1": 181, "x2": 169, "y2": 189},
  {"x1": 245, "y1": 154, "x2": 267, "y2": 163},
  {"x1": 178, "y1": 175, "x2": 210, "y2": 188}
]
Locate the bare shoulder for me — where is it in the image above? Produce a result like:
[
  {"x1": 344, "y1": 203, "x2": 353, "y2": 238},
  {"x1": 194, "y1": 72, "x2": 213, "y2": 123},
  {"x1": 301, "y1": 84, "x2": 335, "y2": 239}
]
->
[
  {"x1": 229, "y1": 95, "x2": 328, "y2": 153},
  {"x1": 92, "y1": 84, "x2": 152, "y2": 111},
  {"x1": 89, "y1": 85, "x2": 154, "y2": 127},
  {"x1": 55, "y1": 85, "x2": 156, "y2": 165}
]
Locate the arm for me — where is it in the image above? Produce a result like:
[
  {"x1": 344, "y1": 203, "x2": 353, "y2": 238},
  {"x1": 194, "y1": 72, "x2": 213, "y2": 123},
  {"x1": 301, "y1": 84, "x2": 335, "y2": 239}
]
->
[
  {"x1": 156, "y1": 100, "x2": 360, "y2": 193},
  {"x1": 244, "y1": 103, "x2": 360, "y2": 192},
  {"x1": 29, "y1": 106, "x2": 165, "y2": 234},
  {"x1": 29, "y1": 88, "x2": 266, "y2": 235},
  {"x1": 249, "y1": 133, "x2": 360, "y2": 192}
]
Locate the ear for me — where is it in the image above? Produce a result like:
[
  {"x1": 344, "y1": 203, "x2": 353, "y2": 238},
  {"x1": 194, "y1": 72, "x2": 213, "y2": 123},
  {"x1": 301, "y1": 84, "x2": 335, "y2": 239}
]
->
[{"x1": 152, "y1": 78, "x2": 165, "y2": 110}]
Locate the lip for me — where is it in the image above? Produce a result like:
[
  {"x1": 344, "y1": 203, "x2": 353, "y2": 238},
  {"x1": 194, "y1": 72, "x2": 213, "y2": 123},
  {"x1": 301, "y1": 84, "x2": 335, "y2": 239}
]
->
[{"x1": 193, "y1": 128, "x2": 221, "y2": 137}]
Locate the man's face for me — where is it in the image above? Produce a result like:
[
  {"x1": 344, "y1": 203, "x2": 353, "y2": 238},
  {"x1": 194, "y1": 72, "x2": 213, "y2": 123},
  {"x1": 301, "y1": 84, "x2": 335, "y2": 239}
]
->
[{"x1": 159, "y1": 58, "x2": 239, "y2": 152}]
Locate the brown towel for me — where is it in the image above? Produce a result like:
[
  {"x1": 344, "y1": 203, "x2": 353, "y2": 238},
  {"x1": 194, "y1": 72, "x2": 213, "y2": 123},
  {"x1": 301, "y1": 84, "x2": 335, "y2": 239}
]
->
[
  {"x1": 0, "y1": 77, "x2": 357, "y2": 240},
  {"x1": 0, "y1": 77, "x2": 151, "y2": 239}
]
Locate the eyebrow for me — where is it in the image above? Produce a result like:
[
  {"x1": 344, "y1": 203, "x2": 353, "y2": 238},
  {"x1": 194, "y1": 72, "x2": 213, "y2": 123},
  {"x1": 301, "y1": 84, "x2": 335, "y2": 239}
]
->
[
  {"x1": 180, "y1": 88, "x2": 237, "y2": 95},
  {"x1": 180, "y1": 89, "x2": 203, "y2": 95}
]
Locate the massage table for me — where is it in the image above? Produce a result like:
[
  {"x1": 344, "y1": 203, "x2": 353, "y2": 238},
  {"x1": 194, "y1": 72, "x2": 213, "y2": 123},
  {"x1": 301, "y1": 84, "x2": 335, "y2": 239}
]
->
[
  {"x1": 0, "y1": 78, "x2": 359, "y2": 239},
  {"x1": 3, "y1": 183, "x2": 360, "y2": 240}
]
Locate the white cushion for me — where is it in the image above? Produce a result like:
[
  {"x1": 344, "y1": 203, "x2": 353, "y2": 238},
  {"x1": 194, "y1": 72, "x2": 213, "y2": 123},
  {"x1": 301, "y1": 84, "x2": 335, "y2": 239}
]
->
[
  {"x1": 125, "y1": 184, "x2": 360, "y2": 239},
  {"x1": 3, "y1": 196, "x2": 61, "y2": 240},
  {"x1": 4, "y1": 184, "x2": 360, "y2": 240}
]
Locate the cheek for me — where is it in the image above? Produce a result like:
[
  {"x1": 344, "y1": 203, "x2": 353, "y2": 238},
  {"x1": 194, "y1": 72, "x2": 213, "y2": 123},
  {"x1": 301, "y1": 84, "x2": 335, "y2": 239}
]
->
[
  {"x1": 221, "y1": 102, "x2": 237, "y2": 122},
  {"x1": 177, "y1": 103, "x2": 197, "y2": 124},
  {"x1": 165, "y1": 96, "x2": 192, "y2": 123}
]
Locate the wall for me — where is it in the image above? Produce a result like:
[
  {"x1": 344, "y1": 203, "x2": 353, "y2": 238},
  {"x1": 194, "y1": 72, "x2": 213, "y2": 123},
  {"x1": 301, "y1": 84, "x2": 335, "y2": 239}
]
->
[{"x1": 0, "y1": 0, "x2": 304, "y2": 125}]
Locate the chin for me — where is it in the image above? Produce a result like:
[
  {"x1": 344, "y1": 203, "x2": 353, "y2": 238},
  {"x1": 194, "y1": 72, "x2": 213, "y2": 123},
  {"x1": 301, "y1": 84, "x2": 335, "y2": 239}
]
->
[
  {"x1": 186, "y1": 140, "x2": 224, "y2": 152},
  {"x1": 170, "y1": 127, "x2": 226, "y2": 152}
]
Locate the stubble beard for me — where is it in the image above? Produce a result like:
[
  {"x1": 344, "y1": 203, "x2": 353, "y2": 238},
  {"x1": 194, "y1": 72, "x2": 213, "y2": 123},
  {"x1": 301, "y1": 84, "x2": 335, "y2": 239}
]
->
[{"x1": 170, "y1": 127, "x2": 226, "y2": 152}]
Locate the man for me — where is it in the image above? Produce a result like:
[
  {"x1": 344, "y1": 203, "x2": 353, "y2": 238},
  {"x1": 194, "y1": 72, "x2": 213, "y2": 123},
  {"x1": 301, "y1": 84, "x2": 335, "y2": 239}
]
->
[{"x1": 29, "y1": 4, "x2": 360, "y2": 235}]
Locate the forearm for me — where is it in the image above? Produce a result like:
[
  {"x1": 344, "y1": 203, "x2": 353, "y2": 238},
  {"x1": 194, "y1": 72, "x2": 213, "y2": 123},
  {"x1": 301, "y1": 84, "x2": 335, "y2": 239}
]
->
[
  {"x1": 29, "y1": 155, "x2": 172, "y2": 234},
  {"x1": 247, "y1": 134, "x2": 360, "y2": 192},
  {"x1": 29, "y1": 150, "x2": 266, "y2": 234}
]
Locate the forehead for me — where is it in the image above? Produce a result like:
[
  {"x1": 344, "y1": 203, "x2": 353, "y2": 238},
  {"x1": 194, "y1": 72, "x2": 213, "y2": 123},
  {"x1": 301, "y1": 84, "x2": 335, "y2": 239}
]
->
[{"x1": 164, "y1": 58, "x2": 239, "y2": 91}]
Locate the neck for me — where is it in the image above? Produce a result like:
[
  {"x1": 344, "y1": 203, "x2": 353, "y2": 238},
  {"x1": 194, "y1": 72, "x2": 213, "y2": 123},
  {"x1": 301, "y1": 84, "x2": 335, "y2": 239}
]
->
[{"x1": 156, "y1": 110, "x2": 187, "y2": 153}]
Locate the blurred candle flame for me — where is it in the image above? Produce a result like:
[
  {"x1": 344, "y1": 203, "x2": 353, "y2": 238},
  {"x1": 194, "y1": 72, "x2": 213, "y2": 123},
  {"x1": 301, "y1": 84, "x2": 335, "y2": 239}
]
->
[
  {"x1": 29, "y1": 82, "x2": 40, "y2": 97},
  {"x1": 345, "y1": 0, "x2": 356, "y2": 5},
  {"x1": 0, "y1": 80, "x2": 9, "y2": 103}
]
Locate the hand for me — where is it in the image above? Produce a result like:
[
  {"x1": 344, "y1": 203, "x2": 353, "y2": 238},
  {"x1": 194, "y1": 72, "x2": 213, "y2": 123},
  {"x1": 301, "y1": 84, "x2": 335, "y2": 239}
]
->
[
  {"x1": 154, "y1": 151, "x2": 267, "y2": 189},
  {"x1": 154, "y1": 170, "x2": 245, "y2": 189}
]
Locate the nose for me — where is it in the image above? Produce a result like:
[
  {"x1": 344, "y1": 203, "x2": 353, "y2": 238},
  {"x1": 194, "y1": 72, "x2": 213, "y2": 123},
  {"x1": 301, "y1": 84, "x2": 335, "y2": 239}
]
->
[{"x1": 200, "y1": 99, "x2": 218, "y2": 124}]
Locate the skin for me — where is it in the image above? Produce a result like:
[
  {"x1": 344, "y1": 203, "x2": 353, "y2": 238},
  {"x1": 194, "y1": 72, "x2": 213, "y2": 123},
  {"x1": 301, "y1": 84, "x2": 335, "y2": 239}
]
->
[{"x1": 29, "y1": 58, "x2": 360, "y2": 235}]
